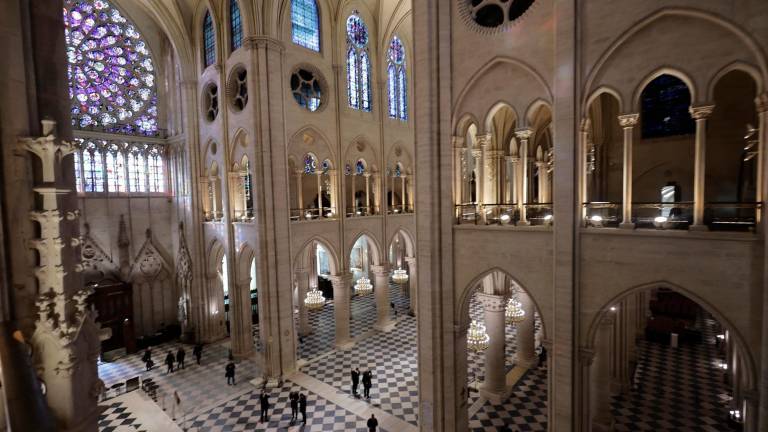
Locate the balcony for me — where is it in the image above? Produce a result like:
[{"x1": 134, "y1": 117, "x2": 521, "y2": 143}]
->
[
  {"x1": 455, "y1": 203, "x2": 553, "y2": 227},
  {"x1": 387, "y1": 204, "x2": 414, "y2": 215},
  {"x1": 204, "y1": 211, "x2": 224, "y2": 222},
  {"x1": 345, "y1": 206, "x2": 381, "y2": 218},
  {"x1": 582, "y1": 202, "x2": 761, "y2": 232},
  {"x1": 290, "y1": 207, "x2": 338, "y2": 222}
]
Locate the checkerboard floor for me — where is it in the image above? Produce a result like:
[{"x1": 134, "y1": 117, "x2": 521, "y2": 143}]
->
[
  {"x1": 302, "y1": 284, "x2": 419, "y2": 426},
  {"x1": 98, "y1": 401, "x2": 148, "y2": 432},
  {"x1": 187, "y1": 381, "x2": 388, "y2": 431},
  {"x1": 469, "y1": 365, "x2": 549, "y2": 432},
  {"x1": 98, "y1": 340, "x2": 261, "y2": 419},
  {"x1": 612, "y1": 314, "x2": 738, "y2": 431}
]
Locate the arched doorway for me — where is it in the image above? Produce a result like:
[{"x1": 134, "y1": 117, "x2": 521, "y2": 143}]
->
[
  {"x1": 388, "y1": 229, "x2": 416, "y2": 315},
  {"x1": 585, "y1": 283, "x2": 756, "y2": 432},
  {"x1": 349, "y1": 234, "x2": 384, "y2": 335}
]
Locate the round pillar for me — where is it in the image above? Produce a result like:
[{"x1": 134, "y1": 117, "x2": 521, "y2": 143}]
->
[{"x1": 477, "y1": 293, "x2": 508, "y2": 403}]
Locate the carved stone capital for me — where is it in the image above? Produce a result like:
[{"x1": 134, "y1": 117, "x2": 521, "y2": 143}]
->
[
  {"x1": 617, "y1": 113, "x2": 639, "y2": 128},
  {"x1": 515, "y1": 128, "x2": 533, "y2": 140},
  {"x1": 689, "y1": 104, "x2": 715, "y2": 120},
  {"x1": 370, "y1": 264, "x2": 390, "y2": 277},
  {"x1": 328, "y1": 273, "x2": 353, "y2": 288}
]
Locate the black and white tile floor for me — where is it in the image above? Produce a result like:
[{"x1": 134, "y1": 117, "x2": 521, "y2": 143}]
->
[{"x1": 98, "y1": 401, "x2": 148, "y2": 432}]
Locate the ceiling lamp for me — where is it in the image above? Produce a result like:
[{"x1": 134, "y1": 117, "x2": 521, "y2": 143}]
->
[
  {"x1": 392, "y1": 268, "x2": 409, "y2": 284},
  {"x1": 506, "y1": 293, "x2": 526, "y2": 325},
  {"x1": 467, "y1": 319, "x2": 490, "y2": 352},
  {"x1": 354, "y1": 277, "x2": 373, "y2": 295},
  {"x1": 304, "y1": 288, "x2": 325, "y2": 310}
]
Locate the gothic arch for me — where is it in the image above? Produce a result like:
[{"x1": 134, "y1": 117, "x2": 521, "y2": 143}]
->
[
  {"x1": 483, "y1": 101, "x2": 519, "y2": 136},
  {"x1": 584, "y1": 86, "x2": 625, "y2": 115},
  {"x1": 454, "y1": 113, "x2": 481, "y2": 139},
  {"x1": 456, "y1": 267, "x2": 548, "y2": 340},
  {"x1": 525, "y1": 99, "x2": 553, "y2": 126},
  {"x1": 706, "y1": 61, "x2": 763, "y2": 101},
  {"x1": 632, "y1": 67, "x2": 697, "y2": 111},
  {"x1": 293, "y1": 235, "x2": 340, "y2": 275},
  {"x1": 288, "y1": 125, "x2": 336, "y2": 166},
  {"x1": 344, "y1": 136, "x2": 380, "y2": 172},
  {"x1": 206, "y1": 239, "x2": 226, "y2": 278},
  {"x1": 584, "y1": 280, "x2": 757, "y2": 392},
  {"x1": 195, "y1": 2, "x2": 221, "y2": 69},
  {"x1": 236, "y1": 242, "x2": 256, "y2": 284},
  {"x1": 229, "y1": 128, "x2": 249, "y2": 163},
  {"x1": 387, "y1": 227, "x2": 415, "y2": 258},
  {"x1": 347, "y1": 231, "x2": 383, "y2": 266}
]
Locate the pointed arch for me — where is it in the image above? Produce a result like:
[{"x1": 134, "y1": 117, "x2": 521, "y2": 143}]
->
[
  {"x1": 387, "y1": 227, "x2": 415, "y2": 258},
  {"x1": 207, "y1": 239, "x2": 226, "y2": 278},
  {"x1": 632, "y1": 67, "x2": 697, "y2": 112},
  {"x1": 347, "y1": 231, "x2": 383, "y2": 266},
  {"x1": 293, "y1": 235, "x2": 340, "y2": 275},
  {"x1": 584, "y1": 86, "x2": 625, "y2": 115},
  {"x1": 236, "y1": 242, "x2": 256, "y2": 284},
  {"x1": 706, "y1": 61, "x2": 763, "y2": 102}
]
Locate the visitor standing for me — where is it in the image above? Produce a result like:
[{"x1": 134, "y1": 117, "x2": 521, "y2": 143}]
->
[
  {"x1": 538, "y1": 345, "x2": 547, "y2": 368},
  {"x1": 367, "y1": 414, "x2": 379, "y2": 431},
  {"x1": 225, "y1": 361, "x2": 236, "y2": 385},
  {"x1": 165, "y1": 351, "x2": 175, "y2": 373},
  {"x1": 362, "y1": 370, "x2": 372, "y2": 399},
  {"x1": 351, "y1": 367, "x2": 360, "y2": 397},
  {"x1": 391, "y1": 301, "x2": 397, "y2": 317},
  {"x1": 142, "y1": 348, "x2": 153, "y2": 371},
  {"x1": 193, "y1": 343, "x2": 203, "y2": 365},
  {"x1": 289, "y1": 391, "x2": 299, "y2": 422},
  {"x1": 299, "y1": 393, "x2": 307, "y2": 424},
  {"x1": 259, "y1": 389, "x2": 270, "y2": 422},
  {"x1": 176, "y1": 347, "x2": 186, "y2": 369}
]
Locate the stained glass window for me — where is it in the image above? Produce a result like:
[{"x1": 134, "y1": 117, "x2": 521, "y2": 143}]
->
[
  {"x1": 291, "y1": 68, "x2": 322, "y2": 112},
  {"x1": 394, "y1": 163, "x2": 402, "y2": 177},
  {"x1": 148, "y1": 147, "x2": 165, "y2": 193},
  {"x1": 356, "y1": 160, "x2": 366, "y2": 175},
  {"x1": 344, "y1": 163, "x2": 352, "y2": 176},
  {"x1": 387, "y1": 36, "x2": 407, "y2": 121},
  {"x1": 203, "y1": 11, "x2": 216, "y2": 67},
  {"x1": 128, "y1": 150, "x2": 147, "y2": 193},
  {"x1": 82, "y1": 142, "x2": 105, "y2": 192},
  {"x1": 291, "y1": 0, "x2": 320, "y2": 52},
  {"x1": 106, "y1": 148, "x2": 126, "y2": 192},
  {"x1": 63, "y1": 0, "x2": 158, "y2": 135},
  {"x1": 321, "y1": 159, "x2": 331, "y2": 174},
  {"x1": 304, "y1": 153, "x2": 317, "y2": 174},
  {"x1": 243, "y1": 159, "x2": 253, "y2": 213},
  {"x1": 230, "y1": 0, "x2": 242, "y2": 52},
  {"x1": 641, "y1": 74, "x2": 695, "y2": 139},
  {"x1": 74, "y1": 150, "x2": 83, "y2": 192},
  {"x1": 346, "y1": 13, "x2": 371, "y2": 112}
]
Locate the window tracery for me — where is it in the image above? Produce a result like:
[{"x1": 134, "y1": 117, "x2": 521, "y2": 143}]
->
[
  {"x1": 203, "y1": 11, "x2": 216, "y2": 67},
  {"x1": 387, "y1": 36, "x2": 408, "y2": 121},
  {"x1": 291, "y1": 68, "x2": 323, "y2": 112},
  {"x1": 72, "y1": 138, "x2": 167, "y2": 195},
  {"x1": 346, "y1": 13, "x2": 372, "y2": 112},
  {"x1": 291, "y1": 0, "x2": 320, "y2": 52},
  {"x1": 230, "y1": 0, "x2": 242, "y2": 52}
]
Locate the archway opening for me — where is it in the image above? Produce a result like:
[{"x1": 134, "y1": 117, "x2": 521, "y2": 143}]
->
[
  {"x1": 349, "y1": 235, "x2": 378, "y2": 336},
  {"x1": 294, "y1": 240, "x2": 336, "y2": 362},
  {"x1": 584, "y1": 92, "x2": 623, "y2": 226},
  {"x1": 220, "y1": 254, "x2": 230, "y2": 336}
]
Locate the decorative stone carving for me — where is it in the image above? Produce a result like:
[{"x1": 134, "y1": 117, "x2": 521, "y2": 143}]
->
[
  {"x1": 176, "y1": 222, "x2": 193, "y2": 330},
  {"x1": 17, "y1": 120, "x2": 77, "y2": 183},
  {"x1": 130, "y1": 229, "x2": 170, "y2": 282},
  {"x1": 80, "y1": 224, "x2": 118, "y2": 277},
  {"x1": 617, "y1": 113, "x2": 639, "y2": 128}
]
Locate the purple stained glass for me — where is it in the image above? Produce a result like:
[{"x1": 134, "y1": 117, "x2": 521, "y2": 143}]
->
[
  {"x1": 346, "y1": 14, "x2": 368, "y2": 48},
  {"x1": 304, "y1": 154, "x2": 317, "y2": 174},
  {"x1": 64, "y1": 0, "x2": 158, "y2": 135},
  {"x1": 389, "y1": 36, "x2": 405, "y2": 64}
]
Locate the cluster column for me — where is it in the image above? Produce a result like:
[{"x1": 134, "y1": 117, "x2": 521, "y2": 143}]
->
[
  {"x1": 690, "y1": 104, "x2": 715, "y2": 231},
  {"x1": 516, "y1": 291, "x2": 538, "y2": 368},
  {"x1": 330, "y1": 273, "x2": 354, "y2": 349},
  {"x1": 328, "y1": 169, "x2": 339, "y2": 216},
  {"x1": 295, "y1": 268, "x2": 311, "y2": 337},
  {"x1": 372, "y1": 265, "x2": 394, "y2": 331},
  {"x1": 618, "y1": 114, "x2": 639, "y2": 228},
  {"x1": 230, "y1": 279, "x2": 254, "y2": 359},
  {"x1": 515, "y1": 129, "x2": 533, "y2": 225},
  {"x1": 477, "y1": 293, "x2": 508, "y2": 403}
]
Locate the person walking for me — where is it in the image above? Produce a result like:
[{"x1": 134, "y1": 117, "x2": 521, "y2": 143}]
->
[
  {"x1": 142, "y1": 348, "x2": 153, "y2": 371},
  {"x1": 289, "y1": 391, "x2": 299, "y2": 423},
  {"x1": 298, "y1": 393, "x2": 307, "y2": 424},
  {"x1": 391, "y1": 301, "x2": 397, "y2": 317},
  {"x1": 538, "y1": 344, "x2": 547, "y2": 368},
  {"x1": 170, "y1": 391, "x2": 182, "y2": 421},
  {"x1": 362, "y1": 370, "x2": 372, "y2": 399},
  {"x1": 176, "y1": 347, "x2": 186, "y2": 370},
  {"x1": 351, "y1": 368, "x2": 360, "y2": 397},
  {"x1": 165, "y1": 351, "x2": 175, "y2": 373},
  {"x1": 367, "y1": 414, "x2": 379, "y2": 432},
  {"x1": 193, "y1": 344, "x2": 203, "y2": 365},
  {"x1": 259, "y1": 389, "x2": 270, "y2": 423},
  {"x1": 225, "y1": 361, "x2": 236, "y2": 385}
]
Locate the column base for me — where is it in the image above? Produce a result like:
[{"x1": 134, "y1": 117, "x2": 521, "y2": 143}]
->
[
  {"x1": 374, "y1": 319, "x2": 396, "y2": 332},
  {"x1": 517, "y1": 220, "x2": 530, "y2": 226},
  {"x1": 479, "y1": 385, "x2": 511, "y2": 405},
  {"x1": 619, "y1": 222, "x2": 636, "y2": 229},
  {"x1": 689, "y1": 224, "x2": 709, "y2": 232},
  {"x1": 232, "y1": 348, "x2": 255, "y2": 360},
  {"x1": 335, "y1": 339, "x2": 355, "y2": 350},
  {"x1": 249, "y1": 376, "x2": 281, "y2": 389}
]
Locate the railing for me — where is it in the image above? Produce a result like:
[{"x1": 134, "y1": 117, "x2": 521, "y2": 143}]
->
[
  {"x1": 524, "y1": 203, "x2": 553, "y2": 226},
  {"x1": 387, "y1": 204, "x2": 414, "y2": 215},
  {"x1": 455, "y1": 203, "x2": 520, "y2": 226},
  {"x1": 632, "y1": 202, "x2": 693, "y2": 229},
  {"x1": 582, "y1": 202, "x2": 621, "y2": 228},
  {"x1": 456, "y1": 204, "x2": 480, "y2": 224},
  {"x1": 705, "y1": 202, "x2": 761, "y2": 232},
  {"x1": 345, "y1": 206, "x2": 381, "y2": 218},
  {"x1": 290, "y1": 207, "x2": 337, "y2": 221},
  {"x1": 204, "y1": 211, "x2": 224, "y2": 222}
]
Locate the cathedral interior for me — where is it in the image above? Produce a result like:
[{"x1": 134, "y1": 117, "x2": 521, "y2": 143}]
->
[{"x1": 1, "y1": 0, "x2": 768, "y2": 431}]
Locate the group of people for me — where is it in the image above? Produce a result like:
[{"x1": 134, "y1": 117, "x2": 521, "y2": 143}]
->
[
  {"x1": 141, "y1": 343, "x2": 205, "y2": 372},
  {"x1": 351, "y1": 367, "x2": 374, "y2": 399},
  {"x1": 255, "y1": 389, "x2": 307, "y2": 425}
]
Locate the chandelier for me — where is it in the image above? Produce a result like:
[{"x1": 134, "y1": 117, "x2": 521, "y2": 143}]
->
[
  {"x1": 505, "y1": 296, "x2": 526, "y2": 324},
  {"x1": 467, "y1": 320, "x2": 490, "y2": 352},
  {"x1": 354, "y1": 277, "x2": 373, "y2": 295},
  {"x1": 392, "y1": 268, "x2": 409, "y2": 284},
  {"x1": 304, "y1": 288, "x2": 325, "y2": 310}
]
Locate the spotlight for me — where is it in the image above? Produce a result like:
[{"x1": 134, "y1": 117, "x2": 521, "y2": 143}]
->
[
  {"x1": 609, "y1": 306, "x2": 617, "y2": 312},
  {"x1": 544, "y1": 214, "x2": 553, "y2": 225},
  {"x1": 590, "y1": 215, "x2": 603, "y2": 227},
  {"x1": 653, "y1": 216, "x2": 668, "y2": 229},
  {"x1": 500, "y1": 213, "x2": 511, "y2": 224}
]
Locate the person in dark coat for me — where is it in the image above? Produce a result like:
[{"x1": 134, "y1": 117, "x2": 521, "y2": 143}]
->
[
  {"x1": 362, "y1": 370, "x2": 372, "y2": 399},
  {"x1": 538, "y1": 345, "x2": 547, "y2": 368},
  {"x1": 225, "y1": 361, "x2": 236, "y2": 385},
  {"x1": 298, "y1": 393, "x2": 307, "y2": 424},
  {"x1": 193, "y1": 344, "x2": 203, "y2": 365},
  {"x1": 259, "y1": 389, "x2": 270, "y2": 422},
  {"x1": 142, "y1": 348, "x2": 153, "y2": 371},
  {"x1": 289, "y1": 391, "x2": 299, "y2": 422},
  {"x1": 176, "y1": 347, "x2": 186, "y2": 369},
  {"x1": 391, "y1": 301, "x2": 397, "y2": 317},
  {"x1": 351, "y1": 368, "x2": 360, "y2": 397},
  {"x1": 165, "y1": 351, "x2": 175, "y2": 373},
  {"x1": 367, "y1": 414, "x2": 379, "y2": 431}
]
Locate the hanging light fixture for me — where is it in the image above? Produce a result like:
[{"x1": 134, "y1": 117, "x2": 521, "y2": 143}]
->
[
  {"x1": 392, "y1": 268, "x2": 409, "y2": 284},
  {"x1": 304, "y1": 288, "x2": 325, "y2": 310},
  {"x1": 467, "y1": 320, "x2": 490, "y2": 352},
  {"x1": 506, "y1": 288, "x2": 526, "y2": 325},
  {"x1": 354, "y1": 277, "x2": 373, "y2": 295}
]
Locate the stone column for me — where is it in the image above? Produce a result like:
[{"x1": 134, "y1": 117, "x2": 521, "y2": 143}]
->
[
  {"x1": 330, "y1": 273, "x2": 354, "y2": 349},
  {"x1": 690, "y1": 104, "x2": 715, "y2": 231},
  {"x1": 592, "y1": 315, "x2": 616, "y2": 432},
  {"x1": 515, "y1": 129, "x2": 533, "y2": 225},
  {"x1": 536, "y1": 161, "x2": 547, "y2": 204},
  {"x1": 580, "y1": 118, "x2": 591, "y2": 221},
  {"x1": 472, "y1": 149, "x2": 483, "y2": 204},
  {"x1": 454, "y1": 137, "x2": 465, "y2": 205},
  {"x1": 351, "y1": 173, "x2": 357, "y2": 214},
  {"x1": 579, "y1": 348, "x2": 596, "y2": 432},
  {"x1": 372, "y1": 265, "x2": 394, "y2": 331},
  {"x1": 210, "y1": 176, "x2": 220, "y2": 219},
  {"x1": 618, "y1": 114, "x2": 639, "y2": 229},
  {"x1": 404, "y1": 256, "x2": 417, "y2": 315},
  {"x1": 364, "y1": 173, "x2": 371, "y2": 214},
  {"x1": 754, "y1": 94, "x2": 767, "y2": 228},
  {"x1": 372, "y1": 172, "x2": 381, "y2": 214},
  {"x1": 477, "y1": 293, "x2": 508, "y2": 403},
  {"x1": 316, "y1": 171, "x2": 323, "y2": 215},
  {"x1": 329, "y1": 169, "x2": 338, "y2": 216},
  {"x1": 295, "y1": 170, "x2": 304, "y2": 216},
  {"x1": 759, "y1": 92, "x2": 768, "y2": 432},
  {"x1": 230, "y1": 281, "x2": 254, "y2": 359},
  {"x1": 296, "y1": 269, "x2": 311, "y2": 336},
  {"x1": 401, "y1": 175, "x2": 407, "y2": 211},
  {"x1": 516, "y1": 291, "x2": 538, "y2": 368}
]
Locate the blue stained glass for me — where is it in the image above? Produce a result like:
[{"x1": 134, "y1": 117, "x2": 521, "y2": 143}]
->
[
  {"x1": 346, "y1": 13, "x2": 371, "y2": 112},
  {"x1": 321, "y1": 159, "x2": 331, "y2": 173},
  {"x1": 394, "y1": 164, "x2": 402, "y2": 177},
  {"x1": 106, "y1": 150, "x2": 126, "y2": 192},
  {"x1": 387, "y1": 64, "x2": 397, "y2": 118},
  {"x1": 64, "y1": 0, "x2": 158, "y2": 135},
  {"x1": 82, "y1": 145, "x2": 104, "y2": 192},
  {"x1": 347, "y1": 47, "x2": 358, "y2": 109},
  {"x1": 360, "y1": 51, "x2": 371, "y2": 112},
  {"x1": 203, "y1": 11, "x2": 216, "y2": 67},
  {"x1": 304, "y1": 154, "x2": 317, "y2": 174},
  {"x1": 389, "y1": 36, "x2": 405, "y2": 64},
  {"x1": 291, "y1": 0, "x2": 320, "y2": 52},
  {"x1": 128, "y1": 150, "x2": 146, "y2": 193},
  {"x1": 230, "y1": 0, "x2": 242, "y2": 52},
  {"x1": 641, "y1": 74, "x2": 695, "y2": 139},
  {"x1": 74, "y1": 151, "x2": 83, "y2": 192},
  {"x1": 148, "y1": 148, "x2": 165, "y2": 193},
  {"x1": 387, "y1": 36, "x2": 407, "y2": 121},
  {"x1": 398, "y1": 67, "x2": 407, "y2": 120},
  {"x1": 345, "y1": 163, "x2": 352, "y2": 176},
  {"x1": 356, "y1": 160, "x2": 366, "y2": 175}
]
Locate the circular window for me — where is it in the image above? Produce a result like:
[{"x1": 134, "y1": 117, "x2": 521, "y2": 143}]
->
[
  {"x1": 459, "y1": 0, "x2": 536, "y2": 32},
  {"x1": 290, "y1": 67, "x2": 324, "y2": 112},
  {"x1": 203, "y1": 83, "x2": 219, "y2": 122},
  {"x1": 227, "y1": 67, "x2": 248, "y2": 111}
]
